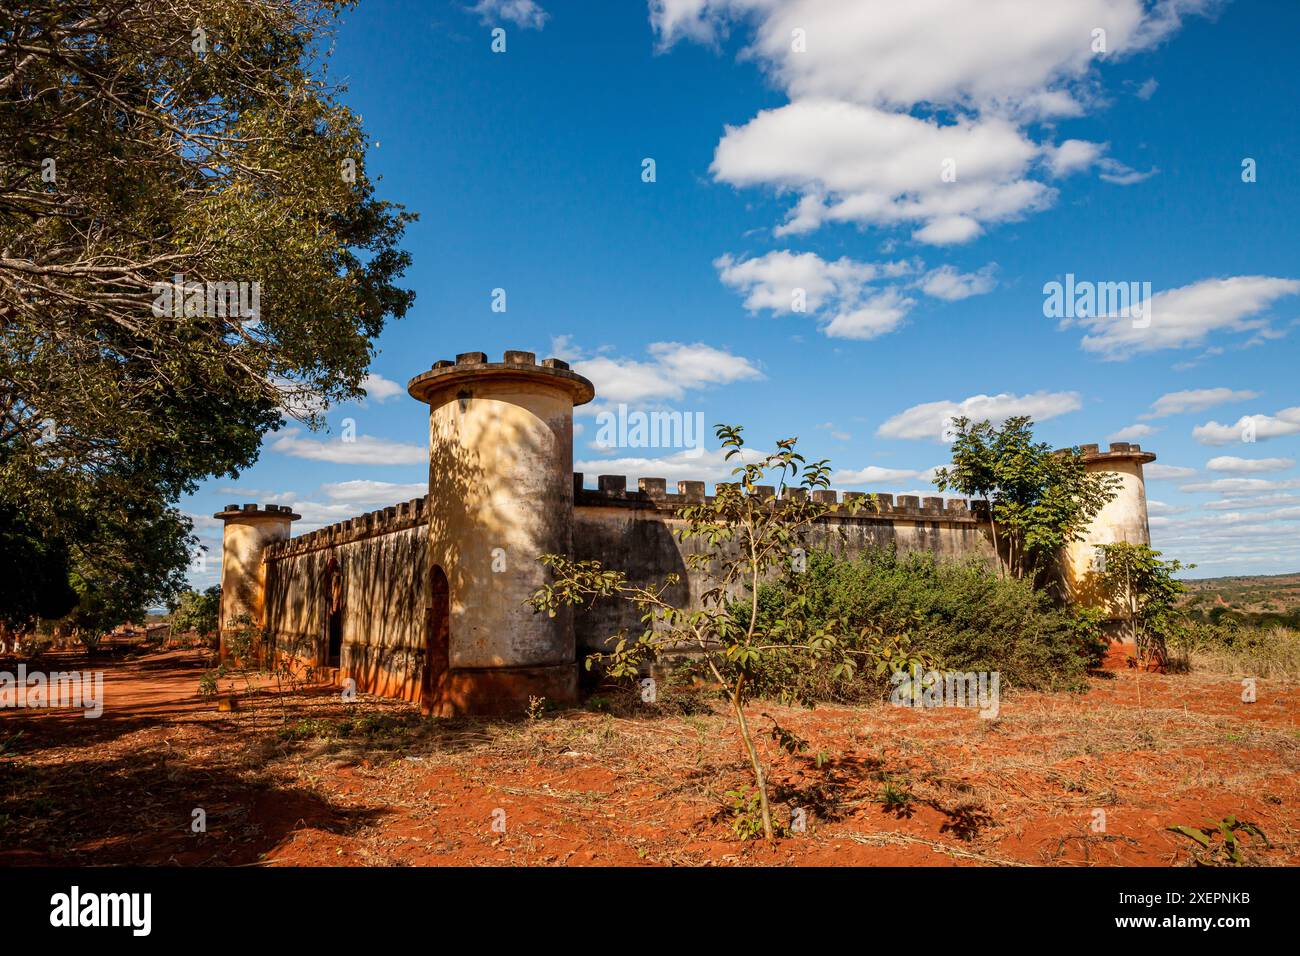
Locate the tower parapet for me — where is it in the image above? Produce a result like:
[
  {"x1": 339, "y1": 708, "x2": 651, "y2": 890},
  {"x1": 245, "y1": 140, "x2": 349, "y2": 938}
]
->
[
  {"x1": 409, "y1": 350, "x2": 595, "y2": 715},
  {"x1": 214, "y1": 503, "x2": 300, "y2": 660}
]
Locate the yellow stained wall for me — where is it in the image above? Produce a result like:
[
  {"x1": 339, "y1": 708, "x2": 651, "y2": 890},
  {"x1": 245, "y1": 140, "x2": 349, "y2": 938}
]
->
[{"x1": 425, "y1": 379, "x2": 575, "y2": 670}]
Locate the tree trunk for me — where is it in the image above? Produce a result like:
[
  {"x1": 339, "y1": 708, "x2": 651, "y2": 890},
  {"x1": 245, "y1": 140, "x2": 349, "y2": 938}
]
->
[{"x1": 731, "y1": 674, "x2": 774, "y2": 840}]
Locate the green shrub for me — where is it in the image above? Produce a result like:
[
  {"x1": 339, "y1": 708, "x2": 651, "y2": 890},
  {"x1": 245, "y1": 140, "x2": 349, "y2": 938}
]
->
[{"x1": 751, "y1": 548, "x2": 1105, "y2": 701}]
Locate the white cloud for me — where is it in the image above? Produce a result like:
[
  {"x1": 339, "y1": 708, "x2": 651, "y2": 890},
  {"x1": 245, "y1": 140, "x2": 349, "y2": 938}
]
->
[
  {"x1": 715, "y1": 250, "x2": 993, "y2": 340},
  {"x1": 1136, "y1": 77, "x2": 1159, "y2": 99},
  {"x1": 270, "y1": 427, "x2": 427, "y2": 466},
  {"x1": 877, "y1": 391, "x2": 1082, "y2": 442},
  {"x1": 1107, "y1": 423, "x2": 1160, "y2": 442},
  {"x1": 1205, "y1": 456, "x2": 1295, "y2": 474},
  {"x1": 653, "y1": 0, "x2": 1211, "y2": 242},
  {"x1": 1179, "y1": 477, "x2": 1300, "y2": 494},
  {"x1": 652, "y1": 0, "x2": 1203, "y2": 113},
  {"x1": 320, "y1": 480, "x2": 428, "y2": 505},
  {"x1": 1144, "y1": 463, "x2": 1197, "y2": 480},
  {"x1": 917, "y1": 264, "x2": 998, "y2": 301},
  {"x1": 1193, "y1": 406, "x2": 1300, "y2": 445},
  {"x1": 1045, "y1": 139, "x2": 1104, "y2": 177},
  {"x1": 1204, "y1": 492, "x2": 1300, "y2": 511},
  {"x1": 360, "y1": 374, "x2": 404, "y2": 403},
  {"x1": 712, "y1": 101, "x2": 1049, "y2": 243},
  {"x1": 1140, "y1": 387, "x2": 1259, "y2": 419},
  {"x1": 1071, "y1": 276, "x2": 1300, "y2": 359},
  {"x1": 572, "y1": 341, "x2": 763, "y2": 406},
  {"x1": 471, "y1": 0, "x2": 548, "y2": 29},
  {"x1": 831, "y1": 465, "x2": 920, "y2": 485},
  {"x1": 575, "y1": 444, "x2": 766, "y2": 486}
]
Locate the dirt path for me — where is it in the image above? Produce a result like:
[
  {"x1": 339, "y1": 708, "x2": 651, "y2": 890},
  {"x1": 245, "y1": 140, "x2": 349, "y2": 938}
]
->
[{"x1": 2, "y1": 647, "x2": 1296, "y2": 866}]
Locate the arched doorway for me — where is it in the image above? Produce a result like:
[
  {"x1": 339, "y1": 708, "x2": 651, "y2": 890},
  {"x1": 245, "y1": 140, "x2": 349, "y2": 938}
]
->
[
  {"x1": 324, "y1": 557, "x2": 344, "y2": 669},
  {"x1": 422, "y1": 565, "x2": 450, "y2": 709}
]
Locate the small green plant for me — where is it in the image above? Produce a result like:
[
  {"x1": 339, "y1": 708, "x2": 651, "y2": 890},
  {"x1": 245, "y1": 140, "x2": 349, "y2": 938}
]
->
[
  {"x1": 724, "y1": 787, "x2": 787, "y2": 841},
  {"x1": 1168, "y1": 815, "x2": 1266, "y2": 866},
  {"x1": 879, "y1": 776, "x2": 914, "y2": 814},
  {"x1": 526, "y1": 695, "x2": 546, "y2": 721}
]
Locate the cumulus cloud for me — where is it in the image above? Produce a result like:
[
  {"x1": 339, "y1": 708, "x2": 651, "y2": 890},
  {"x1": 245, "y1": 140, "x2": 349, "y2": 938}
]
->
[
  {"x1": 1206, "y1": 456, "x2": 1295, "y2": 474},
  {"x1": 1192, "y1": 406, "x2": 1300, "y2": 445},
  {"x1": 471, "y1": 0, "x2": 548, "y2": 29},
  {"x1": 831, "y1": 465, "x2": 921, "y2": 485},
  {"x1": 715, "y1": 250, "x2": 994, "y2": 340},
  {"x1": 877, "y1": 391, "x2": 1082, "y2": 442},
  {"x1": 917, "y1": 264, "x2": 998, "y2": 301},
  {"x1": 270, "y1": 428, "x2": 427, "y2": 466},
  {"x1": 320, "y1": 480, "x2": 428, "y2": 505},
  {"x1": 570, "y1": 340, "x2": 763, "y2": 407},
  {"x1": 1070, "y1": 276, "x2": 1300, "y2": 359},
  {"x1": 1140, "y1": 387, "x2": 1259, "y2": 419},
  {"x1": 652, "y1": 0, "x2": 1209, "y2": 242},
  {"x1": 361, "y1": 373, "x2": 404, "y2": 403},
  {"x1": 1179, "y1": 477, "x2": 1300, "y2": 494},
  {"x1": 1144, "y1": 463, "x2": 1197, "y2": 480},
  {"x1": 712, "y1": 101, "x2": 1048, "y2": 243},
  {"x1": 575, "y1": 444, "x2": 766, "y2": 486},
  {"x1": 1107, "y1": 423, "x2": 1160, "y2": 442}
]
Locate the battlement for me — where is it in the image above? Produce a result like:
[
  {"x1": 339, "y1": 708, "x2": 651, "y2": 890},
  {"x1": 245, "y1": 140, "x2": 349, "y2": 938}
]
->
[
  {"x1": 214, "y1": 503, "x2": 301, "y2": 521},
  {"x1": 407, "y1": 349, "x2": 595, "y2": 406},
  {"x1": 573, "y1": 474, "x2": 982, "y2": 521},
  {"x1": 1067, "y1": 442, "x2": 1158, "y2": 465},
  {"x1": 264, "y1": 497, "x2": 428, "y2": 560}
]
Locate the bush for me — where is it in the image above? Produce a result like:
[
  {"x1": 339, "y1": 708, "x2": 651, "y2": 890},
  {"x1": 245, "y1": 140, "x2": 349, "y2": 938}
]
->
[{"x1": 750, "y1": 549, "x2": 1106, "y2": 701}]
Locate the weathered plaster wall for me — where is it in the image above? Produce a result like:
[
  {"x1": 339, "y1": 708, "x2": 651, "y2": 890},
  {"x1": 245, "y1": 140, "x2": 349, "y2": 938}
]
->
[
  {"x1": 263, "y1": 499, "x2": 428, "y2": 701},
  {"x1": 570, "y1": 478, "x2": 998, "y2": 656}
]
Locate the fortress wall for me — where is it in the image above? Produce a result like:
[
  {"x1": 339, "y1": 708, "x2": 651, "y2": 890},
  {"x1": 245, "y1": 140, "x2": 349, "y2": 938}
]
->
[
  {"x1": 263, "y1": 498, "x2": 429, "y2": 701},
  {"x1": 571, "y1": 478, "x2": 998, "y2": 656},
  {"x1": 254, "y1": 479, "x2": 999, "y2": 687}
]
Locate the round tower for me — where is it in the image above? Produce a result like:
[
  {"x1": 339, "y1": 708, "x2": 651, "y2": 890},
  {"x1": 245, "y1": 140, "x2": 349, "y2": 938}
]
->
[
  {"x1": 1059, "y1": 442, "x2": 1157, "y2": 616},
  {"x1": 214, "y1": 503, "x2": 300, "y2": 660},
  {"x1": 408, "y1": 350, "x2": 595, "y2": 716}
]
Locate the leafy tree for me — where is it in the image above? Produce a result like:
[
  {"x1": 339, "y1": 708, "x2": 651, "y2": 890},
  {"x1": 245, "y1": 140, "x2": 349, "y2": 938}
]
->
[
  {"x1": 170, "y1": 585, "x2": 221, "y2": 638},
  {"x1": 531, "y1": 425, "x2": 874, "y2": 840},
  {"x1": 1095, "y1": 542, "x2": 1192, "y2": 668},
  {"x1": 934, "y1": 416, "x2": 1119, "y2": 585},
  {"x1": 0, "y1": 1, "x2": 415, "y2": 621}
]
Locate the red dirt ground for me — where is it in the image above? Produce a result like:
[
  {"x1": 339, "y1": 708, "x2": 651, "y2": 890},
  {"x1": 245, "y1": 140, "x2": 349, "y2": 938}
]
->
[{"x1": 2, "y1": 645, "x2": 1296, "y2": 866}]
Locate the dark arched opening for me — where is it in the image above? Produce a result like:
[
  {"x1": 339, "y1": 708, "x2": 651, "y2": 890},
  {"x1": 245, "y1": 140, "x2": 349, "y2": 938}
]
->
[
  {"x1": 422, "y1": 565, "x2": 450, "y2": 708},
  {"x1": 324, "y1": 557, "x2": 344, "y2": 669}
]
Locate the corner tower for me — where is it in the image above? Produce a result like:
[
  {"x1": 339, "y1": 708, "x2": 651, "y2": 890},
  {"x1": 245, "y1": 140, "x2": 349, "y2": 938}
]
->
[
  {"x1": 1059, "y1": 442, "x2": 1158, "y2": 616},
  {"x1": 408, "y1": 350, "x2": 595, "y2": 716},
  {"x1": 214, "y1": 503, "x2": 300, "y2": 660}
]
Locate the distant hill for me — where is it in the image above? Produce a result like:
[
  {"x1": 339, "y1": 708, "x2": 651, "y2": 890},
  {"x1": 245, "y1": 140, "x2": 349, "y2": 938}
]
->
[{"x1": 1179, "y1": 572, "x2": 1300, "y2": 625}]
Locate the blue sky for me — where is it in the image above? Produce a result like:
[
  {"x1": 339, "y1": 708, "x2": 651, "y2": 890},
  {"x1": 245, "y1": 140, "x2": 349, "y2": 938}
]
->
[{"x1": 183, "y1": 0, "x2": 1300, "y2": 584}]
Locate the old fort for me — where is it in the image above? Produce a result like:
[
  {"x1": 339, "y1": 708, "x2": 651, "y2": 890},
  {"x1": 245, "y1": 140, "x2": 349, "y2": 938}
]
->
[{"x1": 215, "y1": 349, "x2": 1157, "y2": 717}]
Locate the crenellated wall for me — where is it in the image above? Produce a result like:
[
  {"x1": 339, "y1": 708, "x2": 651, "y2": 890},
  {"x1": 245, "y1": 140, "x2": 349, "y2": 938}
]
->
[
  {"x1": 570, "y1": 475, "x2": 998, "y2": 655},
  {"x1": 218, "y1": 347, "x2": 1155, "y2": 714},
  {"x1": 261, "y1": 498, "x2": 429, "y2": 700}
]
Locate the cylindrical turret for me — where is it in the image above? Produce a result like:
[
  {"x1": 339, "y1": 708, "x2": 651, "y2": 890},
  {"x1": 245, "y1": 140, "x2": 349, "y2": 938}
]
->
[
  {"x1": 1059, "y1": 442, "x2": 1157, "y2": 617},
  {"x1": 214, "y1": 503, "x2": 299, "y2": 660},
  {"x1": 408, "y1": 350, "x2": 595, "y2": 715}
]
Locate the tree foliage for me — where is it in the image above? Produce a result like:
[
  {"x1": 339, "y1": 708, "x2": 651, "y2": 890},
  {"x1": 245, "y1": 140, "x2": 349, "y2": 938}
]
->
[
  {"x1": 1095, "y1": 541, "x2": 1191, "y2": 668},
  {"x1": 0, "y1": 1, "x2": 414, "y2": 628},
  {"x1": 933, "y1": 416, "x2": 1120, "y2": 584}
]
